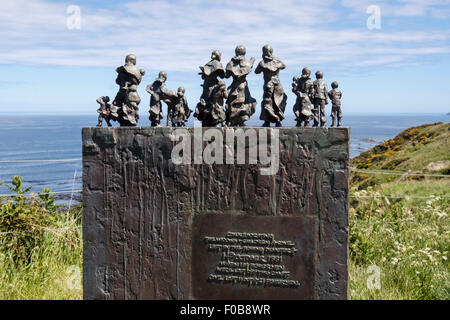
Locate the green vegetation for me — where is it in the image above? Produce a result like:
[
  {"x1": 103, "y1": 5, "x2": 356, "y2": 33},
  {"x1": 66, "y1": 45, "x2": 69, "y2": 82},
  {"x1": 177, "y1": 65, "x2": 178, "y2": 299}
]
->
[
  {"x1": 0, "y1": 177, "x2": 82, "y2": 300},
  {"x1": 352, "y1": 122, "x2": 450, "y2": 189},
  {"x1": 0, "y1": 122, "x2": 448, "y2": 299},
  {"x1": 349, "y1": 122, "x2": 449, "y2": 299}
]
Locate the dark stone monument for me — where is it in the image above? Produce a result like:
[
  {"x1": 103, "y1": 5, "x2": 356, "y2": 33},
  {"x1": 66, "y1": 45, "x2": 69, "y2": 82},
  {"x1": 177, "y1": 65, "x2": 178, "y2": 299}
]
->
[{"x1": 82, "y1": 126, "x2": 349, "y2": 300}]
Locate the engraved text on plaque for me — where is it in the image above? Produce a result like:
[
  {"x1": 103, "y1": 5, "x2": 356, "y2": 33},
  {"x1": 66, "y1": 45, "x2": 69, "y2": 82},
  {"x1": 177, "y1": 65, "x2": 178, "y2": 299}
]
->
[{"x1": 205, "y1": 232, "x2": 301, "y2": 288}]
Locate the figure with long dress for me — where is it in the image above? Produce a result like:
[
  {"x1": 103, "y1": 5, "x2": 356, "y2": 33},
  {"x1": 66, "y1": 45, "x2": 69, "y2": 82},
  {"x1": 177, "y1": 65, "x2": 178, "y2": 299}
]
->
[
  {"x1": 194, "y1": 50, "x2": 227, "y2": 126},
  {"x1": 292, "y1": 77, "x2": 312, "y2": 127},
  {"x1": 109, "y1": 54, "x2": 145, "y2": 126},
  {"x1": 255, "y1": 45, "x2": 287, "y2": 127},
  {"x1": 224, "y1": 45, "x2": 257, "y2": 126}
]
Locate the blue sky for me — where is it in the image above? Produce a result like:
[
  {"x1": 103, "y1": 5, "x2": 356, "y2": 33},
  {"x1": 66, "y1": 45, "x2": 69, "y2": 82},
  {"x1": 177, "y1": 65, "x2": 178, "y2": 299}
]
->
[{"x1": 0, "y1": 0, "x2": 449, "y2": 115}]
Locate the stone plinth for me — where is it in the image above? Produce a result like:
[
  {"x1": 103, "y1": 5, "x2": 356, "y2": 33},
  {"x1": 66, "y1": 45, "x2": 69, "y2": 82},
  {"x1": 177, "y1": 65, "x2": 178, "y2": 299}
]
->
[{"x1": 82, "y1": 127, "x2": 349, "y2": 300}]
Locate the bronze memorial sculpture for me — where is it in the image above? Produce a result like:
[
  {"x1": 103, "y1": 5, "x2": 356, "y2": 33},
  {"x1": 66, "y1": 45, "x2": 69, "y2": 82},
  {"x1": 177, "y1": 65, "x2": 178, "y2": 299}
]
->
[
  {"x1": 146, "y1": 71, "x2": 178, "y2": 127},
  {"x1": 109, "y1": 54, "x2": 145, "y2": 126},
  {"x1": 194, "y1": 50, "x2": 227, "y2": 127},
  {"x1": 329, "y1": 81, "x2": 343, "y2": 127},
  {"x1": 96, "y1": 96, "x2": 112, "y2": 127},
  {"x1": 255, "y1": 45, "x2": 287, "y2": 127},
  {"x1": 95, "y1": 51, "x2": 344, "y2": 128},
  {"x1": 312, "y1": 70, "x2": 329, "y2": 127},
  {"x1": 224, "y1": 45, "x2": 257, "y2": 126},
  {"x1": 85, "y1": 51, "x2": 349, "y2": 300}
]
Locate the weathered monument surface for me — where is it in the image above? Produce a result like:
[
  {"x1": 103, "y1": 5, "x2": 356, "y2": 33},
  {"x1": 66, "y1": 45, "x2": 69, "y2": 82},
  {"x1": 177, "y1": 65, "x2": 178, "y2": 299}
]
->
[{"x1": 82, "y1": 127, "x2": 349, "y2": 300}]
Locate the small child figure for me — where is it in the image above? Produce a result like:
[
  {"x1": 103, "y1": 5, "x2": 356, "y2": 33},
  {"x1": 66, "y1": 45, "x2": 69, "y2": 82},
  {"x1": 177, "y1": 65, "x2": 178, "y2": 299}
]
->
[
  {"x1": 292, "y1": 76, "x2": 312, "y2": 127},
  {"x1": 171, "y1": 87, "x2": 192, "y2": 127},
  {"x1": 96, "y1": 96, "x2": 112, "y2": 127},
  {"x1": 328, "y1": 81, "x2": 342, "y2": 127},
  {"x1": 212, "y1": 81, "x2": 228, "y2": 127},
  {"x1": 312, "y1": 71, "x2": 328, "y2": 127}
]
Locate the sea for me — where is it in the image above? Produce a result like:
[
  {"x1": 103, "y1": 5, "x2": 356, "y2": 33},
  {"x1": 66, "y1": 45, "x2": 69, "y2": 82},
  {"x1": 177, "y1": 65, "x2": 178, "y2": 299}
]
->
[{"x1": 0, "y1": 113, "x2": 448, "y2": 201}]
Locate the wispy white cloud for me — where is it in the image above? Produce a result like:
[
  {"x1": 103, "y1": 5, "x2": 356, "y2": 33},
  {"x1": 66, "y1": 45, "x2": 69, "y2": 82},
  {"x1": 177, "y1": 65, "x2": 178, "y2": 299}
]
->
[
  {"x1": 0, "y1": 0, "x2": 448, "y2": 73},
  {"x1": 341, "y1": 0, "x2": 450, "y2": 17}
]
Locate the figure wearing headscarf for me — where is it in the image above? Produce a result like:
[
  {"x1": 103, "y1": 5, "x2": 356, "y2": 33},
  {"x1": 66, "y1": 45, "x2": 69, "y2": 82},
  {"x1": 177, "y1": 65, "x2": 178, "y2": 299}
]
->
[
  {"x1": 146, "y1": 71, "x2": 177, "y2": 127},
  {"x1": 110, "y1": 54, "x2": 145, "y2": 126},
  {"x1": 194, "y1": 50, "x2": 225, "y2": 126},
  {"x1": 224, "y1": 45, "x2": 257, "y2": 126},
  {"x1": 255, "y1": 45, "x2": 287, "y2": 127}
]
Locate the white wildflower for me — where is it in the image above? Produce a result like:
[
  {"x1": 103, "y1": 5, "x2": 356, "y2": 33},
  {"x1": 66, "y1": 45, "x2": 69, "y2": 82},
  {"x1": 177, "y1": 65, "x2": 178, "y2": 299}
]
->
[{"x1": 436, "y1": 211, "x2": 447, "y2": 218}]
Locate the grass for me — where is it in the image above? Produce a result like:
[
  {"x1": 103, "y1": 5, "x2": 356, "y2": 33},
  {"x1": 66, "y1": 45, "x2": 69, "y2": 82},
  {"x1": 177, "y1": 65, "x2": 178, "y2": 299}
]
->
[
  {"x1": 348, "y1": 122, "x2": 450, "y2": 299},
  {"x1": 0, "y1": 205, "x2": 82, "y2": 300},
  {"x1": 0, "y1": 176, "x2": 83, "y2": 300},
  {"x1": 348, "y1": 184, "x2": 449, "y2": 299},
  {"x1": 0, "y1": 122, "x2": 448, "y2": 299}
]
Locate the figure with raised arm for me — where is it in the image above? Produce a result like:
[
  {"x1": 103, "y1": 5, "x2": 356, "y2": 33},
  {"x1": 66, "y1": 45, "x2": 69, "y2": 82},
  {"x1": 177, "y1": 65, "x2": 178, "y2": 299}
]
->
[
  {"x1": 255, "y1": 45, "x2": 287, "y2": 127},
  {"x1": 146, "y1": 71, "x2": 177, "y2": 127}
]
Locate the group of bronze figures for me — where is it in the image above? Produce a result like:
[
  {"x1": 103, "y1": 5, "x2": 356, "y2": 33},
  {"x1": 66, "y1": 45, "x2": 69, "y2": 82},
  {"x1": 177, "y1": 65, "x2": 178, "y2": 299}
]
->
[{"x1": 96, "y1": 46, "x2": 343, "y2": 128}]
